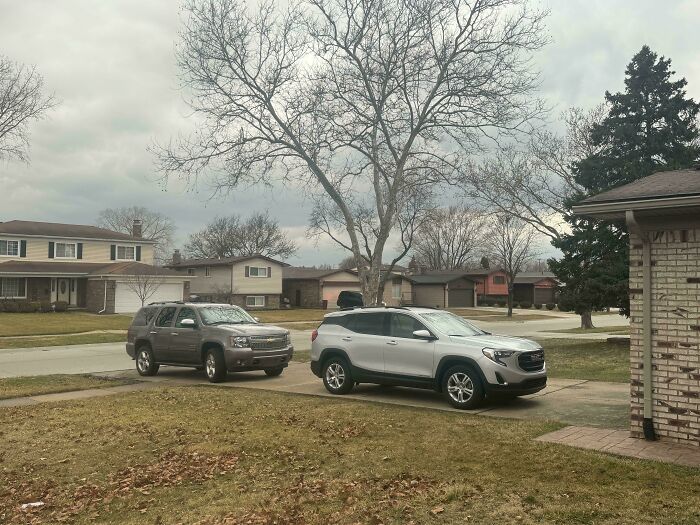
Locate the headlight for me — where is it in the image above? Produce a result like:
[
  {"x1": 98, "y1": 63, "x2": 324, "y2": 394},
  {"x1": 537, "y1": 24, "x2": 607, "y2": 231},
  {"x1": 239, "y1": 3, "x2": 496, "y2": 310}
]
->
[
  {"x1": 230, "y1": 336, "x2": 250, "y2": 348},
  {"x1": 482, "y1": 348, "x2": 516, "y2": 366},
  {"x1": 285, "y1": 333, "x2": 291, "y2": 345}
]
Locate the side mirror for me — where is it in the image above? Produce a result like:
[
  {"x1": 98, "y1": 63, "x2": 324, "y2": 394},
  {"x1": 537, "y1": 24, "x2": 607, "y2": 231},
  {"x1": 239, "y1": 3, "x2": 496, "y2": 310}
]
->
[
  {"x1": 180, "y1": 318, "x2": 196, "y2": 328},
  {"x1": 413, "y1": 329, "x2": 435, "y2": 340},
  {"x1": 253, "y1": 317, "x2": 260, "y2": 323}
]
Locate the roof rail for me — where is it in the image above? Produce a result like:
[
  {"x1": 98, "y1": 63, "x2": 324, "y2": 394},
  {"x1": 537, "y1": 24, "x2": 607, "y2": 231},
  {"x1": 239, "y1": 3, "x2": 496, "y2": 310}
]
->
[{"x1": 147, "y1": 300, "x2": 185, "y2": 305}]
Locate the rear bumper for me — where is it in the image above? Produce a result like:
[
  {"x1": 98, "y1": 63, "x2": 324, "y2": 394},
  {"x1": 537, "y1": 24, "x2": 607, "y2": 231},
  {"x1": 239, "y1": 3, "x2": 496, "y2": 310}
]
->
[
  {"x1": 126, "y1": 342, "x2": 135, "y2": 359},
  {"x1": 485, "y1": 376, "x2": 547, "y2": 396},
  {"x1": 310, "y1": 359, "x2": 321, "y2": 377},
  {"x1": 224, "y1": 346, "x2": 293, "y2": 371}
]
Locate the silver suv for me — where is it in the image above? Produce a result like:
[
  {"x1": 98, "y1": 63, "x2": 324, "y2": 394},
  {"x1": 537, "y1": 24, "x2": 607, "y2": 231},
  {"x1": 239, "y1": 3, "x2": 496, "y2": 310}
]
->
[
  {"x1": 310, "y1": 307, "x2": 546, "y2": 409},
  {"x1": 126, "y1": 302, "x2": 293, "y2": 382}
]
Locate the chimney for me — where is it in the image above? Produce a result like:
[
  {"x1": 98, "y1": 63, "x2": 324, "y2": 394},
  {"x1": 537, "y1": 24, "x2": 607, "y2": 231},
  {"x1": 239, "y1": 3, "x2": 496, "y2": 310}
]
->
[
  {"x1": 132, "y1": 219, "x2": 143, "y2": 238},
  {"x1": 172, "y1": 249, "x2": 182, "y2": 265}
]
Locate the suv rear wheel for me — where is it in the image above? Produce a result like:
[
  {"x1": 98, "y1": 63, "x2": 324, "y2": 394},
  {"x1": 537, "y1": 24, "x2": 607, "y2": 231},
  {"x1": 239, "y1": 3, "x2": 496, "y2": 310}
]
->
[
  {"x1": 204, "y1": 348, "x2": 227, "y2": 383},
  {"x1": 442, "y1": 365, "x2": 484, "y2": 409},
  {"x1": 264, "y1": 367, "x2": 284, "y2": 377},
  {"x1": 136, "y1": 345, "x2": 159, "y2": 376},
  {"x1": 322, "y1": 357, "x2": 353, "y2": 395}
]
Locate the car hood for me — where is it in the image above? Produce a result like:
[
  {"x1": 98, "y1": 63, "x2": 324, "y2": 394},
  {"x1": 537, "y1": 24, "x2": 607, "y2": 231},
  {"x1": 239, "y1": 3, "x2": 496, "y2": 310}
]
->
[
  {"x1": 214, "y1": 323, "x2": 289, "y2": 336},
  {"x1": 449, "y1": 333, "x2": 541, "y2": 351}
]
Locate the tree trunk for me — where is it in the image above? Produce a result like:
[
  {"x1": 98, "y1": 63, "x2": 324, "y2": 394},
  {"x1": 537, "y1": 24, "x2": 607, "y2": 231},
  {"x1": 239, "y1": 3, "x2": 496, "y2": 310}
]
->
[
  {"x1": 507, "y1": 284, "x2": 514, "y2": 317},
  {"x1": 580, "y1": 310, "x2": 594, "y2": 329},
  {"x1": 358, "y1": 261, "x2": 382, "y2": 306}
]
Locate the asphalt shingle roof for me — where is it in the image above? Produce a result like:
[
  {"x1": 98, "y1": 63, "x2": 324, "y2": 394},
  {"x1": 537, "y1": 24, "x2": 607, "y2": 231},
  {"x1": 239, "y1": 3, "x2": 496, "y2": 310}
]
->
[
  {"x1": 0, "y1": 260, "x2": 183, "y2": 277},
  {"x1": 0, "y1": 220, "x2": 148, "y2": 242},
  {"x1": 580, "y1": 168, "x2": 700, "y2": 204}
]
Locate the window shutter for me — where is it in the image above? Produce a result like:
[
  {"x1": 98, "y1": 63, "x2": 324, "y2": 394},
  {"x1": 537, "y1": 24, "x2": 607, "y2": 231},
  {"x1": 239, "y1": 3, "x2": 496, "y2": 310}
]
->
[
  {"x1": 135, "y1": 246, "x2": 141, "y2": 261},
  {"x1": 245, "y1": 265, "x2": 249, "y2": 277},
  {"x1": 110, "y1": 244, "x2": 116, "y2": 261},
  {"x1": 267, "y1": 266, "x2": 271, "y2": 278},
  {"x1": 48, "y1": 241, "x2": 55, "y2": 259},
  {"x1": 20, "y1": 240, "x2": 27, "y2": 258},
  {"x1": 77, "y1": 243, "x2": 83, "y2": 260}
]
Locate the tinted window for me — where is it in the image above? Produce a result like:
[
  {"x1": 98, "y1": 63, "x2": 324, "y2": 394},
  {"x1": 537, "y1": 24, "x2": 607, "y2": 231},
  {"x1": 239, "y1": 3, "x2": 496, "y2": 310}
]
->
[
  {"x1": 389, "y1": 313, "x2": 427, "y2": 339},
  {"x1": 345, "y1": 313, "x2": 386, "y2": 335},
  {"x1": 321, "y1": 315, "x2": 345, "y2": 327},
  {"x1": 132, "y1": 307, "x2": 158, "y2": 327},
  {"x1": 155, "y1": 307, "x2": 177, "y2": 327},
  {"x1": 175, "y1": 307, "x2": 198, "y2": 328}
]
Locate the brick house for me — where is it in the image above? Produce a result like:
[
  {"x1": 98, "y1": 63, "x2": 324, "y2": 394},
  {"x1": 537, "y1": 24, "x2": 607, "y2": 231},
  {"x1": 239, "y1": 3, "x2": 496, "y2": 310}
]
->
[
  {"x1": 167, "y1": 252, "x2": 287, "y2": 309},
  {"x1": 467, "y1": 269, "x2": 558, "y2": 304},
  {"x1": 407, "y1": 271, "x2": 476, "y2": 308},
  {"x1": 574, "y1": 166, "x2": 700, "y2": 446},
  {"x1": 0, "y1": 220, "x2": 189, "y2": 313}
]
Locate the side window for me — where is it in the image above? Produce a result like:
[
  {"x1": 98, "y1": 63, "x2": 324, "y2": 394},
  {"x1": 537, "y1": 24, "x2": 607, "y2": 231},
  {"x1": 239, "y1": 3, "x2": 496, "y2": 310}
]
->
[
  {"x1": 132, "y1": 307, "x2": 157, "y2": 326},
  {"x1": 155, "y1": 307, "x2": 176, "y2": 327},
  {"x1": 345, "y1": 313, "x2": 386, "y2": 335},
  {"x1": 175, "y1": 307, "x2": 197, "y2": 328},
  {"x1": 321, "y1": 315, "x2": 345, "y2": 327},
  {"x1": 389, "y1": 313, "x2": 427, "y2": 339}
]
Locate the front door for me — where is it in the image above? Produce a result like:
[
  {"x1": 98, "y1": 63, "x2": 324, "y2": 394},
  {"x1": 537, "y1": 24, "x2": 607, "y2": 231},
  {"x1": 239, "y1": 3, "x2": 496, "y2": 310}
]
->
[
  {"x1": 152, "y1": 306, "x2": 177, "y2": 361},
  {"x1": 56, "y1": 278, "x2": 70, "y2": 303},
  {"x1": 384, "y1": 313, "x2": 435, "y2": 378},
  {"x1": 170, "y1": 307, "x2": 202, "y2": 364}
]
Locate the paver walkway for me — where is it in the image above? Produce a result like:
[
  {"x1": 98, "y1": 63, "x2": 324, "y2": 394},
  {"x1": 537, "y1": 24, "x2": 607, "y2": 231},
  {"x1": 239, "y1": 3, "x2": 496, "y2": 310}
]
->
[
  {"x1": 536, "y1": 426, "x2": 700, "y2": 467},
  {"x1": 0, "y1": 381, "x2": 158, "y2": 408}
]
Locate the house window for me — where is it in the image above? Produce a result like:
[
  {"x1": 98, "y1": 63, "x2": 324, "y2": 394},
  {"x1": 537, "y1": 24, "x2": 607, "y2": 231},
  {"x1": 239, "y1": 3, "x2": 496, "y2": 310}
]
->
[
  {"x1": 116, "y1": 245, "x2": 136, "y2": 260},
  {"x1": 245, "y1": 296, "x2": 265, "y2": 307},
  {"x1": 0, "y1": 240, "x2": 19, "y2": 257},
  {"x1": 248, "y1": 266, "x2": 268, "y2": 277},
  {"x1": 493, "y1": 275, "x2": 506, "y2": 285},
  {"x1": 187, "y1": 268, "x2": 196, "y2": 276},
  {"x1": 205, "y1": 266, "x2": 211, "y2": 277},
  {"x1": 0, "y1": 277, "x2": 26, "y2": 298},
  {"x1": 392, "y1": 278, "x2": 402, "y2": 299},
  {"x1": 55, "y1": 242, "x2": 77, "y2": 259}
]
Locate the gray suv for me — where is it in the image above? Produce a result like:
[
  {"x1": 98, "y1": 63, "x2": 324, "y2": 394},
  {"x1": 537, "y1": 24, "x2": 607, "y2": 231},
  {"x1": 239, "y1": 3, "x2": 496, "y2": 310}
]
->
[
  {"x1": 126, "y1": 302, "x2": 293, "y2": 382},
  {"x1": 310, "y1": 307, "x2": 546, "y2": 409}
]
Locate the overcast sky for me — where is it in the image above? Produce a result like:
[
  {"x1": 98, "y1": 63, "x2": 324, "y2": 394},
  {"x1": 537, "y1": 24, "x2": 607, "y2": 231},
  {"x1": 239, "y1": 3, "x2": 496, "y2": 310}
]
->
[{"x1": 1, "y1": 0, "x2": 699, "y2": 266}]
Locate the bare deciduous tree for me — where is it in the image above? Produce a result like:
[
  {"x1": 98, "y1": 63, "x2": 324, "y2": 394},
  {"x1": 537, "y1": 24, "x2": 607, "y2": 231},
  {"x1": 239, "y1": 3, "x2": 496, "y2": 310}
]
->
[
  {"x1": 412, "y1": 206, "x2": 486, "y2": 270},
  {"x1": 122, "y1": 271, "x2": 168, "y2": 307},
  {"x1": 186, "y1": 212, "x2": 297, "y2": 260},
  {"x1": 154, "y1": 0, "x2": 547, "y2": 304},
  {"x1": 0, "y1": 56, "x2": 57, "y2": 163},
  {"x1": 338, "y1": 255, "x2": 356, "y2": 270},
  {"x1": 485, "y1": 216, "x2": 537, "y2": 316},
  {"x1": 464, "y1": 105, "x2": 607, "y2": 241},
  {"x1": 97, "y1": 206, "x2": 176, "y2": 266}
]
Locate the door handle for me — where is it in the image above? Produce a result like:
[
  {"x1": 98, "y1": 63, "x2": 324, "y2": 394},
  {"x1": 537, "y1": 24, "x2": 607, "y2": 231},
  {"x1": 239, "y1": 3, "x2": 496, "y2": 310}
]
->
[
  {"x1": 149, "y1": 331, "x2": 157, "y2": 335},
  {"x1": 171, "y1": 333, "x2": 179, "y2": 336},
  {"x1": 386, "y1": 340, "x2": 398, "y2": 346},
  {"x1": 342, "y1": 337, "x2": 352, "y2": 341}
]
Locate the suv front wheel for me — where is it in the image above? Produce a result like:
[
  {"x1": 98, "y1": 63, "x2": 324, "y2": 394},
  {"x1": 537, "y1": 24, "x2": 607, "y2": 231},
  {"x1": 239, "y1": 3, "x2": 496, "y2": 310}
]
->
[
  {"x1": 322, "y1": 357, "x2": 353, "y2": 395},
  {"x1": 204, "y1": 348, "x2": 227, "y2": 383},
  {"x1": 442, "y1": 365, "x2": 484, "y2": 409}
]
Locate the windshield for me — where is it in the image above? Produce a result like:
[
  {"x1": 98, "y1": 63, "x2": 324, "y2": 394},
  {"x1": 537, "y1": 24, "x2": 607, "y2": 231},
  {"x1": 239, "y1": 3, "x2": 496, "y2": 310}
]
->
[
  {"x1": 419, "y1": 311, "x2": 485, "y2": 337},
  {"x1": 199, "y1": 306, "x2": 257, "y2": 326}
]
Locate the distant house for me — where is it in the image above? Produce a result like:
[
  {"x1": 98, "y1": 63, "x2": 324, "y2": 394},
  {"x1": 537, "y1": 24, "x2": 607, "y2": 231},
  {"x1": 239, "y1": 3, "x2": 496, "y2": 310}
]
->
[
  {"x1": 466, "y1": 269, "x2": 558, "y2": 304},
  {"x1": 167, "y1": 252, "x2": 287, "y2": 309},
  {"x1": 407, "y1": 271, "x2": 476, "y2": 308},
  {"x1": 282, "y1": 267, "x2": 412, "y2": 308},
  {"x1": 0, "y1": 220, "x2": 188, "y2": 313}
]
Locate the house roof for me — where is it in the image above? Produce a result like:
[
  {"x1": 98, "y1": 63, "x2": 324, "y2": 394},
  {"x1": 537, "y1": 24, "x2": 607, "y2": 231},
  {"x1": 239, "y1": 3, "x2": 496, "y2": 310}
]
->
[
  {"x1": 0, "y1": 260, "x2": 184, "y2": 277},
  {"x1": 0, "y1": 220, "x2": 152, "y2": 242},
  {"x1": 514, "y1": 275, "x2": 557, "y2": 284},
  {"x1": 407, "y1": 272, "x2": 475, "y2": 285},
  {"x1": 168, "y1": 254, "x2": 289, "y2": 269},
  {"x1": 282, "y1": 267, "x2": 361, "y2": 280}
]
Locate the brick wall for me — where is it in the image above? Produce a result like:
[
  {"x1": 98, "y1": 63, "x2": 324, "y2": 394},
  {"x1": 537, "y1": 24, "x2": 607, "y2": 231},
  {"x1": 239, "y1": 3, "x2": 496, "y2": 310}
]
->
[
  {"x1": 629, "y1": 229, "x2": 700, "y2": 446},
  {"x1": 86, "y1": 279, "x2": 116, "y2": 314},
  {"x1": 282, "y1": 279, "x2": 321, "y2": 308}
]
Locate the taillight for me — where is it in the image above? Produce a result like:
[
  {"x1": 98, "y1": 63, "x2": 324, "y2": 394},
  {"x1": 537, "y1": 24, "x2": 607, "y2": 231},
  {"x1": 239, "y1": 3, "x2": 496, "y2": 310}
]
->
[{"x1": 311, "y1": 329, "x2": 318, "y2": 342}]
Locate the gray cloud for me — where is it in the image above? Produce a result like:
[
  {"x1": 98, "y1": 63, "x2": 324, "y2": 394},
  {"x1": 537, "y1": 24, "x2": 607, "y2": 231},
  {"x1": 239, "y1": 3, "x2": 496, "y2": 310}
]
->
[{"x1": 1, "y1": 0, "x2": 699, "y2": 266}]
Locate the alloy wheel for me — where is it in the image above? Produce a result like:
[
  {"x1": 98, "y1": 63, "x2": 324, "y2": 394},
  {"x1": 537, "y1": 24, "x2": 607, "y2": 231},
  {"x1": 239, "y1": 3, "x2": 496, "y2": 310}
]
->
[
  {"x1": 206, "y1": 353, "x2": 216, "y2": 378},
  {"x1": 325, "y1": 363, "x2": 345, "y2": 390},
  {"x1": 137, "y1": 350, "x2": 150, "y2": 373},
  {"x1": 446, "y1": 372, "x2": 474, "y2": 404}
]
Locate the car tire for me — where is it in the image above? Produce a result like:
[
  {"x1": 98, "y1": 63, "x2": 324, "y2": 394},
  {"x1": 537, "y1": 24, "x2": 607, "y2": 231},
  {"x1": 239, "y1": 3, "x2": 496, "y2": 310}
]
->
[
  {"x1": 136, "y1": 345, "x2": 159, "y2": 376},
  {"x1": 442, "y1": 365, "x2": 484, "y2": 409},
  {"x1": 264, "y1": 367, "x2": 284, "y2": 377},
  {"x1": 322, "y1": 356, "x2": 354, "y2": 395},
  {"x1": 204, "y1": 347, "x2": 227, "y2": 383}
]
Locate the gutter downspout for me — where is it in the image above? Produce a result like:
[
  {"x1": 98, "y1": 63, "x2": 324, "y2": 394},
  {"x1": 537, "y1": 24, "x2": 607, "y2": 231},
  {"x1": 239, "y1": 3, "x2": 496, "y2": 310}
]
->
[
  {"x1": 626, "y1": 210, "x2": 656, "y2": 440},
  {"x1": 98, "y1": 277, "x2": 108, "y2": 314}
]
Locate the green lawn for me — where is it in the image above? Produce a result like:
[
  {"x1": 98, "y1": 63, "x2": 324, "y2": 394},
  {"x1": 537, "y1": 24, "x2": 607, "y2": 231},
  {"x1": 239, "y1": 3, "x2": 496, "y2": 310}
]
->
[
  {"x1": 0, "y1": 332, "x2": 126, "y2": 349},
  {"x1": 0, "y1": 312, "x2": 132, "y2": 337},
  {"x1": 0, "y1": 387, "x2": 697, "y2": 524},
  {"x1": 538, "y1": 338, "x2": 630, "y2": 383},
  {"x1": 0, "y1": 374, "x2": 127, "y2": 400},
  {"x1": 548, "y1": 325, "x2": 630, "y2": 335}
]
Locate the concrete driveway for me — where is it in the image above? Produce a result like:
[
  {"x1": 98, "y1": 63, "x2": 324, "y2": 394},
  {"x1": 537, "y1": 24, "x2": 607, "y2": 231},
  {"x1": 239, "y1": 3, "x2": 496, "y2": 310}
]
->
[{"x1": 98, "y1": 362, "x2": 629, "y2": 429}]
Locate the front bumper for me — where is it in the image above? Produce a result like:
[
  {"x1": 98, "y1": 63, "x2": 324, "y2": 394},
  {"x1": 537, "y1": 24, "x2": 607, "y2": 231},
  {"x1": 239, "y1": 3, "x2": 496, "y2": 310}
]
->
[
  {"x1": 479, "y1": 355, "x2": 547, "y2": 396},
  {"x1": 223, "y1": 345, "x2": 294, "y2": 371},
  {"x1": 485, "y1": 376, "x2": 547, "y2": 396}
]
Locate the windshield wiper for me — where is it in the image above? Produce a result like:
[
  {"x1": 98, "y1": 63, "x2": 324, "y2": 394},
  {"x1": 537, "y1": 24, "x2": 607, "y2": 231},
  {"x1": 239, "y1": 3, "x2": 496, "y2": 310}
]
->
[{"x1": 208, "y1": 320, "x2": 243, "y2": 325}]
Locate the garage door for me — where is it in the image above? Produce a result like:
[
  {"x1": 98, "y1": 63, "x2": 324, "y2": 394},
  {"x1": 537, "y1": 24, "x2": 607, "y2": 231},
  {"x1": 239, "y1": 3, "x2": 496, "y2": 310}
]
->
[
  {"x1": 534, "y1": 287, "x2": 555, "y2": 305},
  {"x1": 448, "y1": 288, "x2": 474, "y2": 307},
  {"x1": 322, "y1": 283, "x2": 361, "y2": 308},
  {"x1": 114, "y1": 282, "x2": 184, "y2": 313}
]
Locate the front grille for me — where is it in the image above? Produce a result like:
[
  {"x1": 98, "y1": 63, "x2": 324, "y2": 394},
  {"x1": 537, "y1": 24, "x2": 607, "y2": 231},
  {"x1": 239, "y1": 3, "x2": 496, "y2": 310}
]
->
[
  {"x1": 249, "y1": 335, "x2": 287, "y2": 351},
  {"x1": 518, "y1": 350, "x2": 545, "y2": 372},
  {"x1": 521, "y1": 377, "x2": 547, "y2": 389}
]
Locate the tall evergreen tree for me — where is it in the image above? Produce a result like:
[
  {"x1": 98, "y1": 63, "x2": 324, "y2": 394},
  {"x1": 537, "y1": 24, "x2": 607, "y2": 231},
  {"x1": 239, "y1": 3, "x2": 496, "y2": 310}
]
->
[{"x1": 551, "y1": 46, "x2": 700, "y2": 328}]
